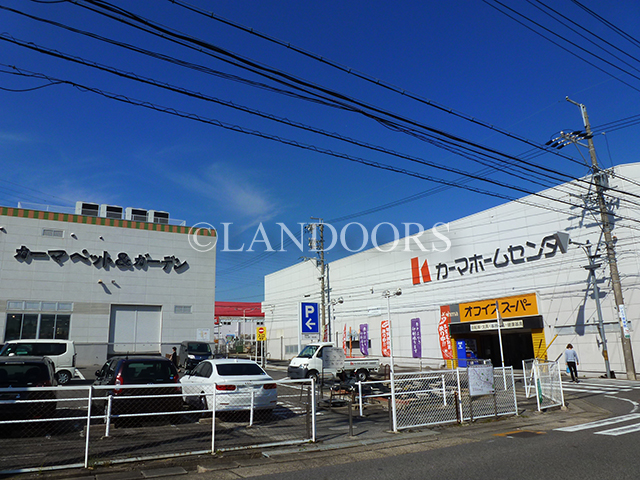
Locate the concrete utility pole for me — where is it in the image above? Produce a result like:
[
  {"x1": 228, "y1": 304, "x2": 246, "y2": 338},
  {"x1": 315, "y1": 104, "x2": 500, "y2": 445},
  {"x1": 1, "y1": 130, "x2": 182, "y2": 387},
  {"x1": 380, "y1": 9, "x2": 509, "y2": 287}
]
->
[
  {"x1": 566, "y1": 97, "x2": 636, "y2": 380},
  {"x1": 308, "y1": 219, "x2": 327, "y2": 342}
]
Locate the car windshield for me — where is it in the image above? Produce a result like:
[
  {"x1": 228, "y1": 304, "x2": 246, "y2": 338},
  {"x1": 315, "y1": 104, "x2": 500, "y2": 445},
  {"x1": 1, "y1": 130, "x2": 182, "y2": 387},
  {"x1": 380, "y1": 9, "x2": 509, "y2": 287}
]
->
[
  {"x1": 120, "y1": 361, "x2": 176, "y2": 382},
  {"x1": 297, "y1": 345, "x2": 319, "y2": 358},
  {"x1": 188, "y1": 343, "x2": 211, "y2": 354},
  {"x1": 215, "y1": 363, "x2": 266, "y2": 376},
  {"x1": 0, "y1": 363, "x2": 49, "y2": 387}
]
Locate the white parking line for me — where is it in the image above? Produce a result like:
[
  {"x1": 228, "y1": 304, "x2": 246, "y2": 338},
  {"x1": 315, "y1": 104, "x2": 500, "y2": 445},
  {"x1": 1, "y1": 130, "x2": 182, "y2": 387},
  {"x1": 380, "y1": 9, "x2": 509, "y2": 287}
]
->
[{"x1": 555, "y1": 413, "x2": 640, "y2": 432}]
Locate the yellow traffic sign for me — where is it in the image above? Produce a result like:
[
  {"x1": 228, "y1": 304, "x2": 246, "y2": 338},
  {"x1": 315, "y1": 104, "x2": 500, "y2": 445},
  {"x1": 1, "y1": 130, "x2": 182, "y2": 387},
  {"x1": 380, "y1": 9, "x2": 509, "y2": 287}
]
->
[{"x1": 256, "y1": 326, "x2": 267, "y2": 341}]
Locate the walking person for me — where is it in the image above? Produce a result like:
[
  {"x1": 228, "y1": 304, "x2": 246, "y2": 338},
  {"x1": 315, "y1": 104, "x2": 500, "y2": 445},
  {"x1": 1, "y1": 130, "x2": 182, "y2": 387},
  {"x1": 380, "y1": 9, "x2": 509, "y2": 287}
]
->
[
  {"x1": 565, "y1": 344, "x2": 579, "y2": 383},
  {"x1": 170, "y1": 346, "x2": 179, "y2": 370}
]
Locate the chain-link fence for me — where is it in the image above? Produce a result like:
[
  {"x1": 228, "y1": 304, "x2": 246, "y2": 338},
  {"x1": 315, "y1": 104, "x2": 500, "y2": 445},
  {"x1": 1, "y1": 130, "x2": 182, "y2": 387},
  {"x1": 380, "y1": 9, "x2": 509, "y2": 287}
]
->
[
  {"x1": 393, "y1": 371, "x2": 460, "y2": 429},
  {"x1": 355, "y1": 367, "x2": 518, "y2": 431},
  {"x1": 457, "y1": 367, "x2": 518, "y2": 421},
  {"x1": 0, "y1": 378, "x2": 314, "y2": 475}
]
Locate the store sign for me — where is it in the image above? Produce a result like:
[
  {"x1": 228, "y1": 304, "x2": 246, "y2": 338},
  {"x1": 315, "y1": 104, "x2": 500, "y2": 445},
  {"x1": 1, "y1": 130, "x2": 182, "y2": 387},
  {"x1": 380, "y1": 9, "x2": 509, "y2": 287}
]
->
[
  {"x1": 411, "y1": 318, "x2": 422, "y2": 358},
  {"x1": 445, "y1": 293, "x2": 539, "y2": 323},
  {"x1": 359, "y1": 324, "x2": 369, "y2": 356},
  {"x1": 14, "y1": 245, "x2": 188, "y2": 273},
  {"x1": 412, "y1": 232, "x2": 570, "y2": 285},
  {"x1": 470, "y1": 320, "x2": 524, "y2": 331}
]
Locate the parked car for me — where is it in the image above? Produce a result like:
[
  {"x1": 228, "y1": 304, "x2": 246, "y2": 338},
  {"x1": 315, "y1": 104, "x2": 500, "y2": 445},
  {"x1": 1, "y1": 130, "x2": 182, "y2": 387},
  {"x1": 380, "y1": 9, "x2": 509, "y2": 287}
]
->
[
  {"x1": 0, "y1": 340, "x2": 76, "y2": 385},
  {"x1": 181, "y1": 359, "x2": 277, "y2": 412},
  {"x1": 0, "y1": 356, "x2": 57, "y2": 420},
  {"x1": 92, "y1": 356, "x2": 182, "y2": 418},
  {"x1": 178, "y1": 341, "x2": 213, "y2": 370}
]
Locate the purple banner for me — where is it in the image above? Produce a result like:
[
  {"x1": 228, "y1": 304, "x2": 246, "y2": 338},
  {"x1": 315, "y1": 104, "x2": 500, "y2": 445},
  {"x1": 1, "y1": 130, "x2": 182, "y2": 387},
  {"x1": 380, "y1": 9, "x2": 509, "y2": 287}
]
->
[
  {"x1": 411, "y1": 318, "x2": 422, "y2": 358},
  {"x1": 359, "y1": 323, "x2": 369, "y2": 356}
]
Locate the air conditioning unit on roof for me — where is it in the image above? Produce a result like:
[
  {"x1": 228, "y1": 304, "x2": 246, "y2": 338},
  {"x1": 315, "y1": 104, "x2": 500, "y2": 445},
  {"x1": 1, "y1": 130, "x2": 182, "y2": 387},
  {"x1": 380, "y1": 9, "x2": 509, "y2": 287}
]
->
[
  {"x1": 75, "y1": 201, "x2": 99, "y2": 217},
  {"x1": 148, "y1": 210, "x2": 170, "y2": 224},
  {"x1": 99, "y1": 204, "x2": 123, "y2": 219},
  {"x1": 125, "y1": 207, "x2": 148, "y2": 222}
]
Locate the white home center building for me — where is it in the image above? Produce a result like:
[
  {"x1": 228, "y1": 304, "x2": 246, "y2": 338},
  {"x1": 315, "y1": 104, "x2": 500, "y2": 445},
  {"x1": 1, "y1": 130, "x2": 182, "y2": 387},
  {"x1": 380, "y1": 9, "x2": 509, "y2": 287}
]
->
[
  {"x1": 0, "y1": 202, "x2": 217, "y2": 366},
  {"x1": 264, "y1": 163, "x2": 640, "y2": 378}
]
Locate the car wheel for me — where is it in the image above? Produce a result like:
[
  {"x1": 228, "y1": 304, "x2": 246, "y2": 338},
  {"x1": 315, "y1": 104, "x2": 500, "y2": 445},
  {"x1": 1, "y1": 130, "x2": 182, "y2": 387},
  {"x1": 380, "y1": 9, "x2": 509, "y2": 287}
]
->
[
  {"x1": 306, "y1": 371, "x2": 319, "y2": 383},
  {"x1": 56, "y1": 370, "x2": 72, "y2": 385},
  {"x1": 355, "y1": 369, "x2": 369, "y2": 382}
]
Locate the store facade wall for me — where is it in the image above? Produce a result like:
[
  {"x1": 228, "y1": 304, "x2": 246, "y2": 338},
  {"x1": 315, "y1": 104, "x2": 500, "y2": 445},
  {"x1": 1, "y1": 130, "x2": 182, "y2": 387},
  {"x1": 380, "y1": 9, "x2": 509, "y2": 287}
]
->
[
  {"x1": 0, "y1": 205, "x2": 217, "y2": 366},
  {"x1": 264, "y1": 163, "x2": 640, "y2": 375}
]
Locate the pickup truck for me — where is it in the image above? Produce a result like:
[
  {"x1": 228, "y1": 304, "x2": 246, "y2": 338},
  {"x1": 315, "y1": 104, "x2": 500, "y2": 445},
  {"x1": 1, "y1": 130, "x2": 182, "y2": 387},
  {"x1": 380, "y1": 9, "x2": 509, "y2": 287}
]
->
[{"x1": 287, "y1": 342, "x2": 380, "y2": 382}]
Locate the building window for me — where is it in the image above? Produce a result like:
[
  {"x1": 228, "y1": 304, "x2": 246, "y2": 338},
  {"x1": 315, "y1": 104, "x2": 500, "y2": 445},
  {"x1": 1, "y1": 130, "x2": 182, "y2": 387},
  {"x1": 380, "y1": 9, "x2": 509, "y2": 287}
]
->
[
  {"x1": 42, "y1": 228, "x2": 64, "y2": 238},
  {"x1": 4, "y1": 313, "x2": 71, "y2": 341},
  {"x1": 174, "y1": 305, "x2": 192, "y2": 314},
  {"x1": 285, "y1": 345, "x2": 299, "y2": 354}
]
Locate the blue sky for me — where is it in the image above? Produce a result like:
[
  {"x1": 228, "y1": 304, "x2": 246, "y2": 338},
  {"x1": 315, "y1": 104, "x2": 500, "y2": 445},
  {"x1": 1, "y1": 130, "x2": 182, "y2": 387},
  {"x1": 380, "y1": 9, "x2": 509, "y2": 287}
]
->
[{"x1": 1, "y1": 1, "x2": 639, "y2": 301}]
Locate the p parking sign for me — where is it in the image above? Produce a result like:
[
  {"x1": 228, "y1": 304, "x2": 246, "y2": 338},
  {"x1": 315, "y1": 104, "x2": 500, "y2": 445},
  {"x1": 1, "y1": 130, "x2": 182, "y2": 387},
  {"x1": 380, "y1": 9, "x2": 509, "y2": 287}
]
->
[{"x1": 301, "y1": 302, "x2": 319, "y2": 334}]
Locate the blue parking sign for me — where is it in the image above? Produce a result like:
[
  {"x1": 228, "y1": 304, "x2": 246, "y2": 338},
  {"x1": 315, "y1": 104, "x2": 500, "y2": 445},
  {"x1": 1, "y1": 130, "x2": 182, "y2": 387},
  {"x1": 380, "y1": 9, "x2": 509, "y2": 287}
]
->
[{"x1": 301, "y1": 302, "x2": 319, "y2": 334}]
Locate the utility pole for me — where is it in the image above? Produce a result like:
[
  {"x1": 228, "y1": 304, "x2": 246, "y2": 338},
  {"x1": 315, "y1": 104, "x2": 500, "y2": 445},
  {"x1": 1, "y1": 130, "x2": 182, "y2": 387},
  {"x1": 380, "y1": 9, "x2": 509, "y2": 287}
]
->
[
  {"x1": 307, "y1": 218, "x2": 327, "y2": 342},
  {"x1": 565, "y1": 97, "x2": 636, "y2": 380}
]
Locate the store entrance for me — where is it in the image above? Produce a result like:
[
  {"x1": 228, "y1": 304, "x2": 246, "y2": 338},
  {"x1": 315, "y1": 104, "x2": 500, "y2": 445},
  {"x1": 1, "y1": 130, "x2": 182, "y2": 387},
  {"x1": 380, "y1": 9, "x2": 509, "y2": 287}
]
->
[{"x1": 456, "y1": 331, "x2": 535, "y2": 368}]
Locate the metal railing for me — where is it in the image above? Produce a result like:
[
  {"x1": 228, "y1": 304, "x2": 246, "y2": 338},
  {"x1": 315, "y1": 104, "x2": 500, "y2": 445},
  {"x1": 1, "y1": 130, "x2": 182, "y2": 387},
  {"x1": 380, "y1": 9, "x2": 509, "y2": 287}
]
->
[
  {"x1": 0, "y1": 379, "x2": 314, "y2": 475},
  {"x1": 354, "y1": 367, "x2": 518, "y2": 431},
  {"x1": 532, "y1": 360, "x2": 565, "y2": 411}
]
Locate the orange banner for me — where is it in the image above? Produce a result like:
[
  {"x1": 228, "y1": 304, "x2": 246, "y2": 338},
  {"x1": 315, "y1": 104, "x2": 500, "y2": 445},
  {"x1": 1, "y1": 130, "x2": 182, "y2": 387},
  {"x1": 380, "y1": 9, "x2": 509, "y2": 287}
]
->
[
  {"x1": 381, "y1": 320, "x2": 390, "y2": 357},
  {"x1": 458, "y1": 293, "x2": 538, "y2": 322}
]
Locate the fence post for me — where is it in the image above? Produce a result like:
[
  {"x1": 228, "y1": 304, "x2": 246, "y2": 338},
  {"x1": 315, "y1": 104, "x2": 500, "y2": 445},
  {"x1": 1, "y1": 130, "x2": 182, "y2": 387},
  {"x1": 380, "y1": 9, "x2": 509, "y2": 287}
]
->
[
  {"x1": 84, "y1": 386, "x2": 93, "y2": 469},
  {"x1": 348, "y1": 400, "x2": 353, "y2": 437},
  {"x1": 533, "y1": 363, "x2": 542, "y2": 412},
  {"x1": 311, "y1": 379, "x2": 316, "y2": 442},
  {"x1": 557, "y1": 362, "x2": 565, "y2": 407},
  {"x1": 456, "y1": 368, "x2": 464, "y2": 422},
  {"x1": 211, "y1": 384, "x2": 216, "y2": 454},
  {"x1": 105, "y1": 394, "x2": 112, "y2": 437},
  {"x1": 249, "y1": 390, "x2": 254, "y2": 427},
  {"x1": 454, "y1": 391, "x2": 461, "y2": 423},
  {"x1": 442, "y1": 375, "x2": 447, "y2": 406},
  {"x1": 358, "y1": 381, "x2": 363, "y2": 417},
  {"x1": 511, "y1": 367, "x2": 519, "y2": 414}
]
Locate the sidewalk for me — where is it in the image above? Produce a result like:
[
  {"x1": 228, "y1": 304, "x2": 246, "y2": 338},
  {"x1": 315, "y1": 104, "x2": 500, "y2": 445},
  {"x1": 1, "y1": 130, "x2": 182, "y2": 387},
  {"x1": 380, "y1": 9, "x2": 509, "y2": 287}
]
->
[{"x1": 9, "y1": 380, "x2": 612, "y2": 480}]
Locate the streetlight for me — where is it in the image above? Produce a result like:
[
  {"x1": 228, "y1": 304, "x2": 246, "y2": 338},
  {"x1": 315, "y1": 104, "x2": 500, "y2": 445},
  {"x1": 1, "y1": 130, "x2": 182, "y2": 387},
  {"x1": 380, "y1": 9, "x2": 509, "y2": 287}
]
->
[
  {"x1": 330, "y1": 297, "x2": 343, "y2": 345},
  {"x1": 382, "y1": 288, "x2": 402, "y2": 432},
  {"x1": 571, "y1": 240, "x2": 612, "y2": 378}
]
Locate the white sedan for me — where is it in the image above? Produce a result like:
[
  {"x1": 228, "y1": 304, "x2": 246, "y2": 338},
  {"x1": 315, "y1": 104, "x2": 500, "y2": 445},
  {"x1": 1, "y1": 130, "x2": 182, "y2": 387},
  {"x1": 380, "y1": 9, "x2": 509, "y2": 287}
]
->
[{"x1": 181, "y1": 359, "x2": 277, "y2": 412}]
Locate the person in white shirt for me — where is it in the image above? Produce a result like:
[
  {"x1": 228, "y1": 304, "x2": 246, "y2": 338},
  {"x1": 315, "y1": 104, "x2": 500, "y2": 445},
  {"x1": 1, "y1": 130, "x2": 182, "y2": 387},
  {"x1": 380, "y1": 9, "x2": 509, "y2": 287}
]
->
[{"x1": 565, "y1": 344, "x2": 580, "y2": 383}]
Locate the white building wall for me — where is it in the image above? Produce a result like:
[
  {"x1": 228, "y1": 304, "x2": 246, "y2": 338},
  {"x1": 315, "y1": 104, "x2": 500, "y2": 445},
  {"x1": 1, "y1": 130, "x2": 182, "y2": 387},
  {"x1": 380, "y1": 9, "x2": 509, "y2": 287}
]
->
[
  {"x1": 0, "y1": 207, "x2": 217, "y2": 366},
  {"x1": 265, "y1": 163, "x2": 640, "y2": 376}
]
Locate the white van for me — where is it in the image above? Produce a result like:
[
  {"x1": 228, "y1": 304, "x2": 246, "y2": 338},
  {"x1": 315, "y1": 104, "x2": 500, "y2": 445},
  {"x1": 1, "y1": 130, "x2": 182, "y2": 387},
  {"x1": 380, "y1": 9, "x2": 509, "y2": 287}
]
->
[{"x1": 0, "y1": 339, "x2": 76, "y2": 384}]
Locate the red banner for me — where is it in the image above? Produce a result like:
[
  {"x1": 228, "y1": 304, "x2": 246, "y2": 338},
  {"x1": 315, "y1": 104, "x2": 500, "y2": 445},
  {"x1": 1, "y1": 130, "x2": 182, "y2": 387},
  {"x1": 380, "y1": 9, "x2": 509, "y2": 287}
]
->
[
  {"x1": 381, "y1": 320, "x2": 390, "y2": 357},
  {"x1": 438, "y1": 306, "x2": 454, "y2": 360},
  {"x1": 343, "y1": 324, "x2": 347, "y2": 355}
]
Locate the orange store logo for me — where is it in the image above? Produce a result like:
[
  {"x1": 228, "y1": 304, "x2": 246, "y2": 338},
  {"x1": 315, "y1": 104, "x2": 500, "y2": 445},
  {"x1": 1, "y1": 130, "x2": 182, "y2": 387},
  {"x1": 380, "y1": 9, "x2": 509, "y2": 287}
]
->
[{"x1": 411, "y1": 257, "x2": 431, "y2": 285}]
